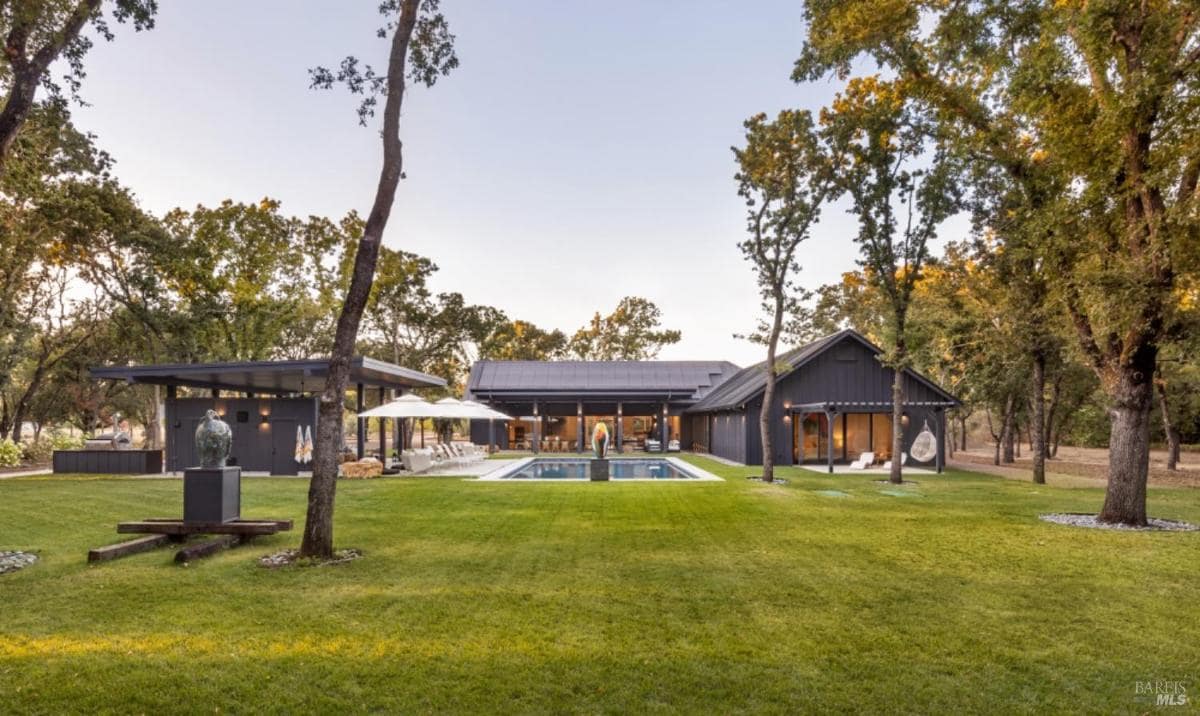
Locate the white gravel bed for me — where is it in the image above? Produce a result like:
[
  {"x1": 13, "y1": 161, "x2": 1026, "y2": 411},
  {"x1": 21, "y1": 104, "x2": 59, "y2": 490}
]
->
[
  {"x1": 1039, "y1": 513, "x2": 1198, "y2": 532},
  {"x1": 0, "y1": 550, "x2": 38, "y2": 574}
]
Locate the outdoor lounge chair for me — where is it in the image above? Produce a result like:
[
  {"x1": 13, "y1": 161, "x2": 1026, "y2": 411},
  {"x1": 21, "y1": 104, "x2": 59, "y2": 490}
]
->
[
  {"x1": 849, "y1": 452, "x2": 875, "y2": 470},
  {"x1": 431, "y1": 444, "x2": 459, "y2": 466},
  {"x1": 451, "y1": 443, "x2": 482, "y2": 463},
  {"x1": 667, "y1": 439, "x2": 680, "y2": 452},
  {"x1": 881, "y1": 453, "x2": 908, "y2": 470},
  {"x1": 645, "y1": 438, "x2": 662, "y2": 452},
  {"x1": 400, "y1": 450, "x2": 433, "y2": 474}
]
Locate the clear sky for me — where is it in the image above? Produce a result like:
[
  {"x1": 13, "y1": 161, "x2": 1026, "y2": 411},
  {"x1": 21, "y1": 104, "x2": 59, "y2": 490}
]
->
[{"x1": 70, "y1": 0, "x2": 955, "y2": 366}]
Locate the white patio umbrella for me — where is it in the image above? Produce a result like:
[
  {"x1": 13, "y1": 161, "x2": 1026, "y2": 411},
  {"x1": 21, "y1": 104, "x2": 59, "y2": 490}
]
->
[
  {"x1": 431, "y1": 397, "x2": 485, "y2": 419},
  {"x1": 460, "y1": 399, "x2": 511, "y2": 420},
  {"x1": 357, "y1": 393, "x2": 440, "y2": 454},
  {"x1": 357, "y1": 393, "x2": 437, "y2": 419}
]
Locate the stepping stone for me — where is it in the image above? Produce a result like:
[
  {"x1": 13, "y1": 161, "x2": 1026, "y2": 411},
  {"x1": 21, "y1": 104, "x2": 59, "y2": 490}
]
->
[{"x1": 815, "y1": 489, "x2": 850, "y2": 498}]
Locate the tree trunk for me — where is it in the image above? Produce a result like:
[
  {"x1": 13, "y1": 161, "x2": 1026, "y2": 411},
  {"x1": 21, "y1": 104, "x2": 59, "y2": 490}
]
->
[
  {"x1": 888, "y1": 329, "x2": 908, "y2": 485},
  {"x1": 1045, "y1": 373, "x2": 1062, "y2": 460},
  {"x1": 890, "y1": 366, "x2": 904, "y2": 484},
  {"x1": 1001, "y1": 397, "x2": 1015, "y2": 464},
  {"x1": 959, "y1": 414, "x2": 968, "y2": 452},
  {"x1": 986, "y1": 409, "x2": 1000, "y2": 465},
  {"x1": 1031, "y1": 352, "x2": 1046, "y2": 484},
  {"x1": 1155, "y1": 373, "x2": 1180, "y2": 471},
  {"x1": 1098, "y1": 365, "x2": 1155, "y2": 526},
  {"x1": 759, "y1": 290, "x2": 785, "y2": 483},
  {"x1": 947, "y1": 416, "x2": 956, "y2": 458},
  {"x1": 300, "y1": 0, "x2": 422, "y2": 559}
]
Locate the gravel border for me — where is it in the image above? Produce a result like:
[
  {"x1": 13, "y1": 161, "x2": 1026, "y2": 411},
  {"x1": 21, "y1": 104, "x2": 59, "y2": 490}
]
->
[
  {"x1": 258, "y1": 548, "x2": 363, "y2": 568},
  {"x1": 0, "y1": 550, "x2": 38, "y2": 575},
  {"x1": 1039, "y1": 513, "x2": 1199, "y2": 532},
  {"x1": 746, "y1": 476, "x2": 790, "y2": 485}
]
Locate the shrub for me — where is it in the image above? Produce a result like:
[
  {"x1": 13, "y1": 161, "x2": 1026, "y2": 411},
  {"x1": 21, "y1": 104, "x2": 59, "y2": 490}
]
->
[
  {"x1": 22, "y1": 438, "x2": 54, "y2": 464},
  {"x1": 0, "y1": 439, "x2": 22, "y2": 467},
  {"x1": 51, "y1": 433, "x2": 85, "y2": 451}
]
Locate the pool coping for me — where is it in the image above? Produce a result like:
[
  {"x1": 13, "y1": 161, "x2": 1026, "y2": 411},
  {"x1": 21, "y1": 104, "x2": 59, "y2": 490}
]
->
[{"x1": 475, "y1": 456, "x2": 723, "y2": 482}]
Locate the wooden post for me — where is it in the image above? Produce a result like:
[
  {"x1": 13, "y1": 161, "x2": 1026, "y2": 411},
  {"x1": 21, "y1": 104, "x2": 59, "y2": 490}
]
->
[
  {"x1": 577, "y1": 401, "x2": 584, "y2": 454},
  {"x1": 378, "y1": 386, "x2": 387, "y2": 464},
  {"x1": 661, "y1": 403, "x2": 669, "y2": 451},
  {"x1": 532, "y1": 401, "x2": 540, "y2": 454},
  {"x1": 615, "y1": 403, "x2": 623, "y2": 453},
  {"x1": 356, "y1": 383, "x2": 365, "y2": 460},
  {"x1": 393, "y1": 390, "x2": 403, "y2": 457},
  {"x1": 796, "y1": 412, "x2": 807, "y2": 463},
  {"x1": 488, "y1": 418, "x2": 495, "y2": 454},
  {"x1": 936, "y1": 408, "x2": 944, "y2": 474},
  {"x1": 166, "y1": 385, "x2": 178, "y2": 473},
  {"x1": 825, "y1": 408, "x2": 836, "y2": 474}
]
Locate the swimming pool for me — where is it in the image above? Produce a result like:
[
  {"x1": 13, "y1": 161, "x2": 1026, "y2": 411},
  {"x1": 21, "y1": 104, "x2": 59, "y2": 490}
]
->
[{"x1": 480, "y1": 457, "x2": 721, "y2": 481}]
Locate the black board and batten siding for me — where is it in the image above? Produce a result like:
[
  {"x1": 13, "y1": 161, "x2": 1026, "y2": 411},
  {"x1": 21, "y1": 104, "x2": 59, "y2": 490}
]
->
[
  {"x1": 53, "y1": 450, "x2": 163, "y2": 475},
  {"x1": 692, "y1": 331, "x2": 956, "y2": 467},
  {"x1": 165, "y1": 398, "x2": 317, "y2": 475}
]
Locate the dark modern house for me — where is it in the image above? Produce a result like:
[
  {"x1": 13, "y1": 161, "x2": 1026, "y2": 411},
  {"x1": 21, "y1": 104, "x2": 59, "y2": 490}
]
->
[
  {"x1": 89, "y1": 357, "x2": 445, "y2": 474},
  {"x1": 468, "y1": 329, "x2": 958, "y2": 471}
]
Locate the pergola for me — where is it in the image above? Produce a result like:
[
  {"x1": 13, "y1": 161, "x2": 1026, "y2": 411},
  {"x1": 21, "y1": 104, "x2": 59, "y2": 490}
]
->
[
  {"x1": 787, "y1": 400, "x2": 956, "y2": 474},
  {"x1": 91, "y1": 357, "x2": 446, "y2": 469}
]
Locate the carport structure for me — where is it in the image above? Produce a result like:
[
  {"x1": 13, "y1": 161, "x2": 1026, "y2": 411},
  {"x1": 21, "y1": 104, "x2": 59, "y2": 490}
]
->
[{"x1": 91, "y1": 357, "x2": 445, "y2": 474}]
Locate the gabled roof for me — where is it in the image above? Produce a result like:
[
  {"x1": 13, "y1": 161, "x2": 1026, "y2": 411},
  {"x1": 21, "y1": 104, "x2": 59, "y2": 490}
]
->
[
  {"x1": 90, "y1": 356, "x2": 446, "y2": 394},
  {"x1": 466, "y1": 360, "x2": 741, "y2": 402},
  {"x1": 686, "y1": 328, "x2": 958, "y2": 412}
]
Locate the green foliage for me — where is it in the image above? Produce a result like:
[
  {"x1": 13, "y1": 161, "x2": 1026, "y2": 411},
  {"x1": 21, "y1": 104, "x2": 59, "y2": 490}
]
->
[
  {"x1": 819, "y1": 76, "x2": 961, "y2": 370},
  {"x1": 0, "y1": 438, "x2": 21, "y2": 466},
  {"x1": 20, "y1": 437, "x2": 54, "y2": 463},
  {"x1": 358, "y1": 245, "x2": 505, "y2": 391},
  {"x1": 478, "y1": 320, "x2": 567, "y2": 361},
  {"x1": 567, "y1": 296, "x2": 681, "y2": 360},
  {"x1": 308, "y1": 0, "x2": 458, "y2": 125},
  {"x1": 50, "y1": 432, "x2": 84, "y2": 451},
  {"x1": 0, "y1": 0, "x2": 156, "y2": 106},
  {"x1": 1, "y1": 463, "x2": 1199, "y2": 711},
  {"x1": 733, "y1": 110, "x2": 830, "y2": 347}
]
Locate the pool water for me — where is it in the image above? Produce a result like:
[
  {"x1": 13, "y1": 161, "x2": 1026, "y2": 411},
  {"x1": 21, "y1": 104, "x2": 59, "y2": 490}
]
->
[{"x1": 494, "y1": 458, "x2": 700, "y2": 480}]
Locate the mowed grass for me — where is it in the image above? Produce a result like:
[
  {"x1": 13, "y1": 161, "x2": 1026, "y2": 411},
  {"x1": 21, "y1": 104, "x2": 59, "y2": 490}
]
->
[{"x1": 1, "y1": 458, "x2": 1198, "y2": 714}]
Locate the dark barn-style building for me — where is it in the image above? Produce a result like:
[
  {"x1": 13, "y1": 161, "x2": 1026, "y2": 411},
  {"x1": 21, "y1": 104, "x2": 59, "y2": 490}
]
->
[
  {"x1": 468, "y1": 329, "x2": 958, "y2": 471},
  {"x1": 90, "y1": 357, "x2": 445, "y2": 474}
]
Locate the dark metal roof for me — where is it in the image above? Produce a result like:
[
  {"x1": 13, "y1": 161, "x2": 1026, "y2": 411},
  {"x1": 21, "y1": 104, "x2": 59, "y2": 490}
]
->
[
  {"x1": 90, "y1": 356, "x2": 446, "y2": 394},
  {"x1": 466, "y1": 360, "x2": 741, "y2": 402},
  {"x1": 687, "y1": 329, "x2": 958, "y2": 413}
]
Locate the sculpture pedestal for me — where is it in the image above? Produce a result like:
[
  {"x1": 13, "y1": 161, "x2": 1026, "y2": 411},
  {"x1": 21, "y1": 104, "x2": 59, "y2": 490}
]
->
[
  {"x1": 590, "y1": 459, "x2": 609, "y2": 481},
  {"x1": 183, "y1": 467, "x2": 241, "y2": 523}
]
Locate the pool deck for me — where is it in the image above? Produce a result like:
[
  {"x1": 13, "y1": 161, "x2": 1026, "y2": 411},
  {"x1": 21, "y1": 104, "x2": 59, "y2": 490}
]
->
[
  {"x1": 798, "y1": 465, "x2": 936, "y2": 475},
  {"x1": 477, "y1": 456, "x2": 723, "y2": 481}
]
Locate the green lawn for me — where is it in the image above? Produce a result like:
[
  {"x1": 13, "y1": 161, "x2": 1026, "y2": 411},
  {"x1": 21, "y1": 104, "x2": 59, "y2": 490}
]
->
[{"x1": 1, "y1": 458, "x2": 1197, "y2": 714}]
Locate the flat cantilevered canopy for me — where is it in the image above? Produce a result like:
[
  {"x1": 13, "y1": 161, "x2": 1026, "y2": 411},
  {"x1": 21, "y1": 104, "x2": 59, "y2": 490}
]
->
[{"x1": 90, "y1": 356, "x2": 446, "y2": 394}]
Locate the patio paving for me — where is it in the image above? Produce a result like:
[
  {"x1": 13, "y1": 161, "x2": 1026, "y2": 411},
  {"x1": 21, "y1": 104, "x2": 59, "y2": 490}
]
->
[{"x1": 798, "y1": 464, "x2": 936, "y2": 475}]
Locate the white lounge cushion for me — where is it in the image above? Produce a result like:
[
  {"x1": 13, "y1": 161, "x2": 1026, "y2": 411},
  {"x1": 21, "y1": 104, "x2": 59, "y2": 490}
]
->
[{"x1": 849, "y1": 452, "x2": 875, "y2": 470}]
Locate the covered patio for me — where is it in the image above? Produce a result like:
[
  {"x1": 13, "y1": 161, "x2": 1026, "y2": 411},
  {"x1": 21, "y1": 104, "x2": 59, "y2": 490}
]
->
[
  {"x1": 90, "y1": 357, "x2": 446, "y2": 474},
  {"x1": 787, "y1": 401, "x2": 955, "y2": 474}
]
